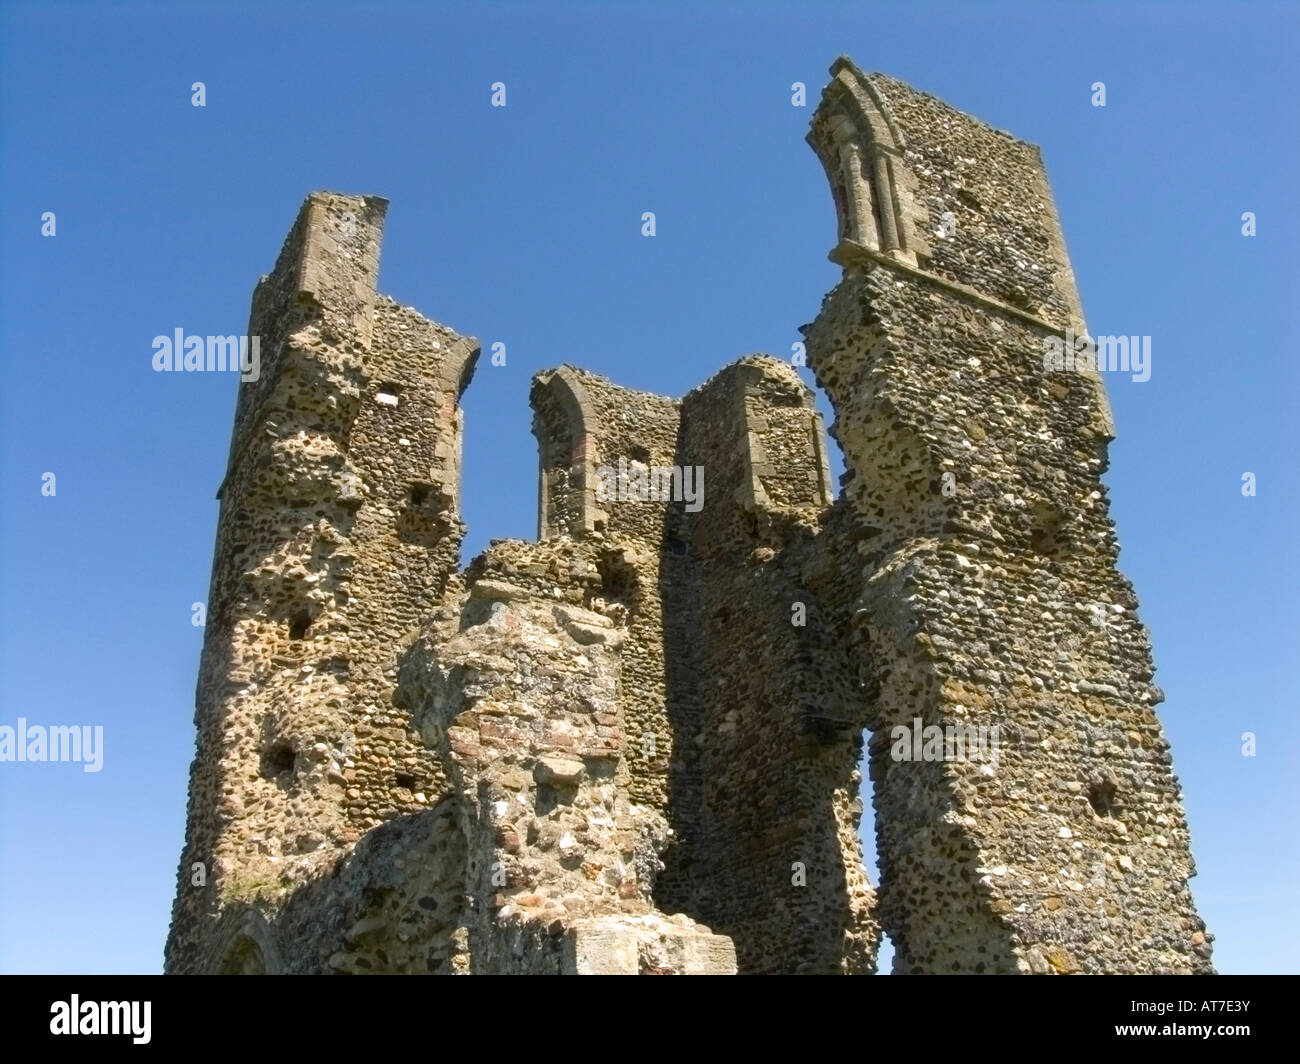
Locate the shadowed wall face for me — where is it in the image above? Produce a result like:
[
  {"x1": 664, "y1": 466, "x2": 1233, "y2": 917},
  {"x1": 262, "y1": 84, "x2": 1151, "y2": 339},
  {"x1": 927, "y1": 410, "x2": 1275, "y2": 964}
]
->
[{"x1": 648, "y1": 358, "x2": 876, "y2": 974}]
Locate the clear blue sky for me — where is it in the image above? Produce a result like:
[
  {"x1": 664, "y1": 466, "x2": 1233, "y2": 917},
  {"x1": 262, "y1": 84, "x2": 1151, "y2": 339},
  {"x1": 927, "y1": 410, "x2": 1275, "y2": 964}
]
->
[{"x1": 1, "y1": 0, "x2": 1295, "y2": 975}]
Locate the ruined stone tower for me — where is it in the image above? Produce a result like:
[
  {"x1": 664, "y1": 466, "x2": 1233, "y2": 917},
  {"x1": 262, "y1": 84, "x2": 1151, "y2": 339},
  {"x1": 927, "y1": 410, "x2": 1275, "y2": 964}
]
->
[{"x1": 167, "y1": 59, "x2": 1211, "y2": 975}]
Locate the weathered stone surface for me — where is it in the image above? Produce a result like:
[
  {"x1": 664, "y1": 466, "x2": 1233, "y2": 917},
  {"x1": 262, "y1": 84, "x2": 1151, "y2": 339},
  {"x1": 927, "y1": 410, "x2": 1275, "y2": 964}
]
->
[{"x1": 167, "y1": 59, "x2": 1209, "y2": 976}]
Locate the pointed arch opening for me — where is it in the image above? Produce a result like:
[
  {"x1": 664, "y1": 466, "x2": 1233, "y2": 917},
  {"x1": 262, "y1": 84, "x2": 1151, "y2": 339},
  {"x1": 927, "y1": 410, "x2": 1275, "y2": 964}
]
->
[
  {"x1": 807, "y1": 58, "x2": 920, "y2": 267},
  {"x1": 530, "y1": 366, "x2": 605, "y2": 539}
]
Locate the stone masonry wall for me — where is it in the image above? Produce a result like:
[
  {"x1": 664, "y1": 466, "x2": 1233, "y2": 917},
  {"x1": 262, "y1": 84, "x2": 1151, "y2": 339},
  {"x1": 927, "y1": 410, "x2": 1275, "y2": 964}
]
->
[
  {"x1": 397, "y1": 537, "x2": 736, "y2": 974},
  {"x1": 802, "y1": 59, "x2": 1210, "y2": 973},
  {"x1": 169, "y1": 58, "x2": 1210, "y2": 975},
  {"x1": 652, "y1": 358, "x2": 877, "y2": 974},
  {"x1": 166, "y1": 193, "x2": 480, "y2": 973}
]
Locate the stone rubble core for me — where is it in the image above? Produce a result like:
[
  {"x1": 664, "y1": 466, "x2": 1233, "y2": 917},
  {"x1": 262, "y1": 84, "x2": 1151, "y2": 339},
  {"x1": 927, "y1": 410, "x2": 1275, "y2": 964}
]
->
[{"x1": 166, "y1": 57, "x2": 1212, "y2": 975}]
